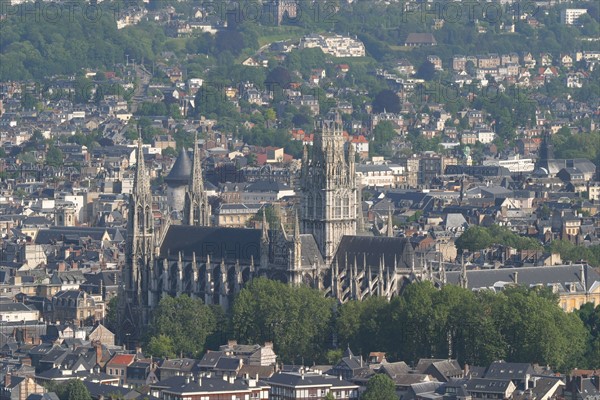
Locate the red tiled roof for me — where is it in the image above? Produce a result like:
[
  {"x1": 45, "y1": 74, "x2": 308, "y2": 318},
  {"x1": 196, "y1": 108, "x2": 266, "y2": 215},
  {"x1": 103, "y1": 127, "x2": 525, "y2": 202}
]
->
[{"x1": 107, "y1": 354, "x2": 135, "y2": 366}]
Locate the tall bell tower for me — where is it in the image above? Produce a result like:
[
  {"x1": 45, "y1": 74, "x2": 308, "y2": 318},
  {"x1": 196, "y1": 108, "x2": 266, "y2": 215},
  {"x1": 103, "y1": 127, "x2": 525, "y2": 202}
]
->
[
  {"x1": 300, "y1": 114, "x2": 357, "y2": 265},
  {"x1": 120, "y1": 138, "x2": 154, "y2": 345}
]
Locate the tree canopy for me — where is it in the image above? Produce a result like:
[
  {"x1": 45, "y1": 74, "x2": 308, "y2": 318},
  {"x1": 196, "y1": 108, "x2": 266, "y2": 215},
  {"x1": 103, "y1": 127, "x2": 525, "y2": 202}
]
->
[
  {"x1": 231, "y1": 278, "x2": 335, "y2": 363},
  {"x1": 372, "y1": 89, "x2": 400, "y2": 114},
  {"x1": 361, "y1": 374, "x2": 397, "y2": 400},
  {"x1": 144, "y1": 295, "x2": 216, "y2": 358}
]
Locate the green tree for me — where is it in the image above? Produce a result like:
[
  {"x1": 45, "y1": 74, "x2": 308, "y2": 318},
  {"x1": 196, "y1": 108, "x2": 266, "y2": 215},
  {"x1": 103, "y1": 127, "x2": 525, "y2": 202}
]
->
[
  {"x1": 372, "y1": 90, "x2": 400, "y2": 114},
  {"x1": 46, "y1": 146, "x2": 64, "y2": 167},
  {"x1": 232, "y1": 278, "x2": 334, "y2": 363},
  {"x1": 371, "y1": 121, "x2": 396, "y2": 157},
  {"x1": 455, "y1": 226, "x2": 493, "y2": 252},
  {"x1": 105, "y1": 296, "x2": 119, "y2": 333},
  {"x1": 162, "y1": 147, "x2": 178, "y2": 158},
  {"x1": 64, "y1": 379, "x2": 92, "y2": 400},
  {"x1": 415, "y1": 60, "x2": 436, "y2": 81},
  {"x1": 146, "y1": 334, "x2": 176, "y2": 358},
  {"x1": 361, "y1": 374, "x2": 397, "y2": 400},
  {"x1": 145, "y1": 295, "x2": 216, "y2": 358}
]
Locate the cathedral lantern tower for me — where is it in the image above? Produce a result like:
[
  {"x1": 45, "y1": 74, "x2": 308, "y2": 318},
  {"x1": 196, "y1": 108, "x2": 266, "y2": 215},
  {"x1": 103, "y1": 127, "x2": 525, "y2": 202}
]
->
[{"x1": 300, "y1": 113, "x2": 358, "y2": 265}]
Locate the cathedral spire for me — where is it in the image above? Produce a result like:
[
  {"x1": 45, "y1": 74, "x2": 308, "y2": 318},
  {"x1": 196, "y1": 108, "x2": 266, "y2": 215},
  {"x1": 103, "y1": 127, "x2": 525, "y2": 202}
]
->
[
  {"x1": 386, "y1": 206, "x2": 394, "y2": 237},
  {"x1": 184, "y1": 134, "x2": 211, "y2": 226},
  {"x1": 135, "y1": 134, "x2": 150, "y2": 199},
  {"x1": 459, "y1": 253, "x2": 468, "y2": 289},
  {"x1": 261, "y1": 208, "x2": 269, "y2": 242}
]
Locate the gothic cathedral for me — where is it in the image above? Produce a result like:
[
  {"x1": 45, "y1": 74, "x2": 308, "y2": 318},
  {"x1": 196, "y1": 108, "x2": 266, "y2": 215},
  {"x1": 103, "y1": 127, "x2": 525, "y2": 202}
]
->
[{"x1": 120, "y1": 116, "x2": 420, "y2": 344}]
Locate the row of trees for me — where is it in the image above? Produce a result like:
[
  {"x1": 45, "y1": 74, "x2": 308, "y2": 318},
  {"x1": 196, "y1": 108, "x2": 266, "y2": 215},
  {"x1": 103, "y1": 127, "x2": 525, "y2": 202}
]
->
[{"x1": 139, "y1": 278, "x2": 597, "y2": 371}]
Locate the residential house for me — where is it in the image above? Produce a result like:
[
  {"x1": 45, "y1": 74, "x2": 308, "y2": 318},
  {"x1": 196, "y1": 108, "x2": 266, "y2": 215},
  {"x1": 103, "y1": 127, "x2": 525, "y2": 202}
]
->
[
  {"x1": 106, "y1": 354, "x2": 136, "y2": 385},
  {"x1": 267, "y1": 370, "x2": 359, "y2": 400}
]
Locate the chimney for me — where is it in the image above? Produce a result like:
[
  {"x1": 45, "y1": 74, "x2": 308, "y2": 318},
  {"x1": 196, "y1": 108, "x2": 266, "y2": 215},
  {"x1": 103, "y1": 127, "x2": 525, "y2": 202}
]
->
[
  {"x1": 463, "y1": 363, "x2": 469, "y2": 377},
  {"x1": 94, "y1": 341, "x2": 102, "y2": 364},
  {"x1": 4, "y1": 373, "x2": 11, "y2": 387},
  {"x1": 227, "y1": 339, "x2": 237, "y2": 347}
]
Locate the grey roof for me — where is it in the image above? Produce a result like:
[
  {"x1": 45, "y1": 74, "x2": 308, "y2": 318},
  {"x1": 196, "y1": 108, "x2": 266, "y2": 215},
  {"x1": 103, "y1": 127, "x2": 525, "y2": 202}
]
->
[
  {"x1": 266, "y1": 372, "x2": 358, "y2": 388},
  {"x1": 165, "y1": 149, "x2": 192, "y2": 184},
  {"x1": 159, "y1": 226, "x2": 261, "y2": 263},
  {"x1": 445, "y1": 264, "x2": 600, "y2": 293},
  {"x1": 154, "y1": 375, "x2": 266, "y2": 394},
  {"x1": 160, "y1": 358, "x2": 197, "y2": 372},
  {"x1": 466, "y1": 378, "x2": 513, "y2": 394},
  {"x1": 379, "y1": 361, "x2": 411, "y2": 377},
  {"x1": 333, "y1": 235, "x2": 415, "y2": 271},
  {"x1": 405, "y1": 33, "x2": 437, "y2": 45},
  {"x1": 484, "y1": 361, "x2": 535, "y2": 380},
  {"x1": 214, "y1": 357, "x2": 242, "y2": 372},
  {"x1": 1, "y1": 302, "x2": 38, "y2": 313},
  {"x1": 199, "y1": 351, "x2": 225, "y2": 368},
  {"x1": 35, "y1": 227, "x2": 120, "y2": 244},
  {"x1": 244, "y1": 180, "x2": 291, "y2": 192},
  {"x1": 300, "y1": 235, "x2": 324, "y2": 266},
  {"x1": 444, "y1": 213, "x2": 468, "y2": 230}
]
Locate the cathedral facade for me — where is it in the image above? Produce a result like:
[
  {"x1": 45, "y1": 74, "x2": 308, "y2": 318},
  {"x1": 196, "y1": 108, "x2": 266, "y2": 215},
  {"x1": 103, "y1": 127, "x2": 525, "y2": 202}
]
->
[{"x1": 120, "y1": 119, "x2": 421, "y2": 344}]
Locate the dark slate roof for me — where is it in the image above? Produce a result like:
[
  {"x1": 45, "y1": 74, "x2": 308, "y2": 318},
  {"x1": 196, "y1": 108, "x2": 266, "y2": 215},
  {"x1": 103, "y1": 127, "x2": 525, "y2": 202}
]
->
[
  {"x1": 165, "y1": 149, "x2": 192, "y2": 184},
  {"x1": 266, "y1": 372, "x2": 358, "y2": 388},
  {"x1": 466, "y1": 378, "x2": 513, "y2": 394},
  {"x1": 26, "y1": 393, "x2": 60, "y2": 400},
  {"x1": 153, "y1": 375, "x2": 264, "y2": 394},
  {"x1": 199, "y1": 351, "x2": 225, "y2": 368},
  {"x1": 159, "y1": 358, "x2": 197, "y2": 372},
  {"x1": 484, "y1": 361, "x2": 534, "y2": 380},
  {"x1": 379, "y1": 362, "x2": 411, "y2": 377},
  {"x1": 245, "y1": 180, "x2": 291, "y2": 192},
  {"x1": 214, "y1": 357, "x2": 242, "y2": 371},
  {"x1": 83, "y1": 271, "x2": 121, "y2": 287},
  {"x1": 300, "y1": 235, "x2": 324, "y2": 266},
  {"x1": 83, "y1": 381, "x2": 149, "y2": 400},
  {"x1": 159, "y1": 226, "x2": 261, "y2": 263},
  {"x1": 445, "y1": 264, "x2": 600, "y2": 293},
  {"x1": 333, "y1": 235, "x2": 414, "y2": 271},
  {"x1": 445, "y1": 165, "x2": 511, "y2": 177},
  {"x1": 35, "y1": 227, "x2": 121, "y2": 244}
]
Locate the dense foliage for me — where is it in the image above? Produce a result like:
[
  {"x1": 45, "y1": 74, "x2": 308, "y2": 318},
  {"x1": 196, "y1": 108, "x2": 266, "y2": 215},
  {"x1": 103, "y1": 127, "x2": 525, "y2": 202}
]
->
[
  {"x1": 456, "y1": 225, "x2": 542, "y2": 253},
  {"x1": 548, "y1": 240, "x2": 600, "y2": 267},
  {"x1": 361, "y1": 374, "x2": 397, "y2": 400},
  {"x1": 44, "y1": 379, "x2": 92, "y2": 400},
  {"x1": 227, "y1": 279, "x2": 594, "y2": 371},
  {"x1": 575, "y1": 303, "x2": 600, "y2": 368},
  {"x1": 144, "y1": 295, "x2": 216, "y2": 358},
  {"x1": 336, "y1": 283, "x2": 588, "y2": 371},
  {"x1": 232, "y1": 278, "x2": 335, "y2": 363}
]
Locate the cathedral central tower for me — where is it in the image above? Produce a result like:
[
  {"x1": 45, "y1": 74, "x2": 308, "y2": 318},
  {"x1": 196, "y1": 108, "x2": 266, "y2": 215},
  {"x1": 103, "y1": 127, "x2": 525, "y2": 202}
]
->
[{"x1": 300, "y1": 114, "x2": 357, "y2": 265}]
